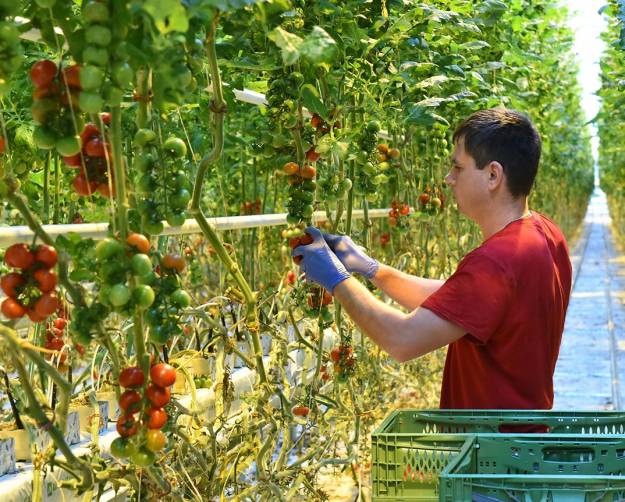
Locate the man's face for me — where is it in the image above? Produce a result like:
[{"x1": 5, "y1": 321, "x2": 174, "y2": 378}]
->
[{"x1": 444, "y1": 137, "x2": 490, "y2": 219}]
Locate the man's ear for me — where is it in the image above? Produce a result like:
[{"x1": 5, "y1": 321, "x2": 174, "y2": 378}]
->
[{"x1": 487, "y1": 161, "x2": 505, "y2": 191}]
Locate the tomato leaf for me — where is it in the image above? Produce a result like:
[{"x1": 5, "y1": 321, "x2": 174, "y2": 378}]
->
[
  {"x1": 300, "y1": 84, "x2": 329, "y2": 118},
  {"x1": 268, "y1": 27, "x2": 303, "y2": 65},
  {"x1": 300, "y1": 27, "x2": 336, "y2": 64},
  {"x1": 142, "y1": 0, "x2": 189, "y2": 34}
]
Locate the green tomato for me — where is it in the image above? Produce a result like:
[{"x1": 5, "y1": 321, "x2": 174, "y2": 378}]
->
[
  {"x1": 56, "y1": 135, "x2": 82, "y2": 157},
  {"x1": 110, "y1": 437, "x2": 135, "y2": 458},
  {"x1": 134, "y1": 129, "x2": 156, "y2": 147},
  {"x1": 82, "y1": 46, "x2": 109, "y2": 67},
  {"x1": 149, "y1": 325, "x2": 170, "y2": 345},
  {"x1": 137, "y1": 174, "x2": 157, "y2": 193},
  {"x1": 172, "y1": 172, "x2": 192, "y2": 191},
  {"x1": 33, "y1": 126, "x2": 56, "y2": 150},
  {"x1": 137, "y1": 271, "x2": 156, "y2": 286},
  {"x1": 366, "y1": 120, "x2": 381, "y2": 133},
  {"x1": 133, "y1": 152, "x2": 153, "y2": 172},
  {"x1": 163, "y1": 137, "x2": 187, "y2": 158},
  {"x1": 31, "y1": 98, "x2": 59, "y2": 125},
  {"x1": 104, "y1": 84, "x2": 124, "y2": 106},
  {"x1": 302, "y1": 205, "x2": 314, "y2": 218},
  {"x1": 78, "y1": 92, "x2": 104, "y2": 114},
  {"x1": 166, "y1": 212, "x2": 186, "y2": 227},
  {"x1": 95, "y1": 238, "x2": 123, "y2": 261},
  {"x1": 169, "y1": 189, "x2": 191, "y2": 210},
  {"x1": 130, "y1": 448, "x2": 155, "y2": 467},
  {"x1": 79, "y1": 65, "x2": 103, "y2": 91},
  {"x1": 109, "y1": 284, "x2": 130, "y2": 307},
  {"x1": 170, "y1": 289, "x2": 191, "y2": 308},
  {"x1": 146, "y1": 307, "x2": 162, "y2": 326},
  {"x1": 83, "y1": 1, "x2": 110, "y2": 23},
  {"x1": 131, "y1": 253, "x2": 152, "y2": 276},
  {"x1": 112, "y1": 62, "x2": 133, "y2": 87},
  {"x1": 85, "y1": 25, "x2": 111, "y2": 47},
  {"x1": 133, "y1": 285, "x2": 155, "y2": 309},
  {"x1": 144, "y1": 219, "x2": 164, "y2": 236}
]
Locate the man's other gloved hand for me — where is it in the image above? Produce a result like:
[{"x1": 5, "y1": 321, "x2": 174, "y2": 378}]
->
[
  {"x1": 322, "y1": 233, "x2": 379, "y2": 279},
  {"x1": 291, "y1": 227, "x2": 351, "y2": 293}
]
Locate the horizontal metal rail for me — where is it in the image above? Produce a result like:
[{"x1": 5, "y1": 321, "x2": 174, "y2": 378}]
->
[{"x1": 0, "y1": 209, "x2": 391, "y2": 247}]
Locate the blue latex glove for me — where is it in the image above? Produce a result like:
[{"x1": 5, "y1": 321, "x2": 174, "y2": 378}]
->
[
  {"x1": 292, "y1": 227, "x2": 351, "y2": 293},
  {"x1": 322, "y1": 233, "x2": 379, "y2": 279}
]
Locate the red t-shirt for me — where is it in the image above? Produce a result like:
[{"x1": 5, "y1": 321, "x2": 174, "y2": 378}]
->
[{"x1": 421, "y1": 212, "x2": 572, "y2": 410}]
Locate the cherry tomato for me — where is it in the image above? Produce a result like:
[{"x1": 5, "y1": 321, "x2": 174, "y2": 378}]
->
[
  {"x1": 145, "y1": 429, "x2": 167, "y2": 452},
  {"x1": 170, "y1": 289, "x2": 191, "y2": 308},
  {"x1": 54, "y1": 318, "x2": 67, "y2": 330},
  {"x1": 330, "y1": 347, "x2": 341, "y2": 362},
  {"x1": 131, "y1": 253, "x2": 152, "y2": 276},
  {"x1": 109, "y1": 284, "x2": 130, "y2": 307},
  {"x1": 30, "y1": 60, "x2": 57, "y2": 88},
  {"x1": 2, "y1": 298, "x2": 26, "y2": 319},
  {"x1": 119, "y1": 390, "x2": 142, "y2": 414},
  {"x1": 133, "y1": 285, "x2": 155, "y2": 309},
  {"x1": 99, "y1": 112, "x2": 111, "y2": 125},
  {"x1": 95, "y1": 238, "x2": 123, "y2": 261},
  {"x1": 119, "y1": 367, "x2": 145, "y2": 388},
  {"x1": 130, "y1": 448, "x2": 155, "y2": 467},
  {"x1": 300, "y1": 165, "x2": 316, "y2": 179},
  {"x1": 146, "y1": 407, "x2": 168, "y2": 429},
  {"x1": 126, "y1": 233, "x2": 150, "y2": 254},
  {"x1": 34, "y1": 292, "x2": 59, "y2": 318},
  {"x1": 292, "y1": 405, "x2": 310, "y2": 417},
  {"x1": 116, "y1": 414, "x2": 138, "y2": 438},
  {"x1": 35, "y1": 244, "x2": 58, "y2": 268},
  {"x1": 80, "y1": 123, "x2": 100, "y2": 144},
  {"x1": 34, "y1": 269, "x2": 57, "y2": 292},
  {"x1": 56, "y1": 135, "x2": 82, "y2": 157},
  {"x1": 163, "y1": 136, "x2": 187, "y2": 158},
  {"x1": 45, "y1": 336, "x2": 64, "y2": 351},
  {"x1": 400, "y1": 203, "x2": 410, "y2": 216},
  {"x1": 306, "y1": 148, "x2": 320, "y2": 162},
  {"x1": 110, "y1": 437, "x2": 135, "y2": 459},
  {"x1": 310, "y1": 114, "x2": 322, "y2": 129},
  {"x1": 96, "y1": 182, "x2": 112, "y2": 198},
  {"x1": 5, "y1": 243, "x2": 35, "y2": 269},
  {"x1": 72, "y1": 175, "x2": 97, "y2": 196},
  {"x1": 84, "y1": 137, "x2": 107, "y2": 157},
  {"x1": 150, "y1": 363, "x2": 176, "y2": 388},
  {"x1": 146, "y1": 383, "x2": 170, "y2": 408},
  {"x1": 161, "y1": 254, "x2": 185, "y2": 273},
  {"x1": 1, "y1": 272, "x2": 25, "y2": 298},
  {"x1": 377, "y1": 143, "x2": 389, "y2": 154},
  {"x1": 388, "y1": 148, "x2": 401, "y2": 159},
  {"x1": 63, "y1": 153, "x2": 82, "y2": 168},
  {"x1": 283, "y1": 162, "x2": 299, "y2": 175},
  {"x1": 418, "y1": 193, "x2": 430, "y2": 206},
  {"x1": 61, "y1": 64, "x2": 81, "y2": 90},
  {"x1": 27, "y1": 309, "x2": 47, "y2": 323}
]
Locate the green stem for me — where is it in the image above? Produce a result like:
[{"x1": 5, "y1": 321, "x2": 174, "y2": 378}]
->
[
  {"x1": 110, "y1": 106, "x2": 129, "y2": 240},
  {"x1": 43, "y1": 152, "x2": 50, "y2": 223}
]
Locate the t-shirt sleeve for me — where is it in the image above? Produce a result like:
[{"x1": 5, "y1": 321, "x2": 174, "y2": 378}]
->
[{"x1": 421, "y1": 253, "x2": 513, "y2": 343}]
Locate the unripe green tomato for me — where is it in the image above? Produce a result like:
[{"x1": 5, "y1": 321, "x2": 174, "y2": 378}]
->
[
  {"x1": 137, "y1": 174, "x2": 157, "y2": 193},
  {"x1": 131, "y1": 253, "x2": 152, "y2": 276},
  {"x1": 339, "y1": 178, "x2": 352, "y2": 193},
  {"x1": 172, "y1": 172, "x2": 191, "y2": 190},
  {"x1": 112, "y1": 62, "x2": 133, "y2": 87},
  {"x1": 56, "y1": 135, "x2": 82, "y2": 157},
  {"x1": 95, "y1": 238, "x2": 123, "y2": 261},
  {"x1": 137, "y1": 271, "x2": 156, "y2": 286},
  {"x1": 163, "y1": 137, "x2": 187, "y2": 158},
  {"x1": 149, "y1": 324, "x2": 170, "y2": 344},
  {"x1": 144, "y1": 219, "x2": 164, "y2": 236},
  {"x1": 78, "y1": 92, "x2": 104, "y2": 114},
  {"x1": 302, "y1": 205, "x2": 314, "y2": 218},
  {"x1": 166, "y1": 212, "x2": 186, "y2": 227},
  {"x1": 286, "y1": 214, "x2": 300, "y2": 225},
  {"x1": 366, "y1": 120, "x2": 381, "y2": 133},
  {"x1": 170, "y1": 289, "x2": 191, "y2": 308},
  {"x1": 109, "y1": 284, "x2": 130, "y2": 307},
  {"x1": 133, "y1": 285, "x2": 155, "y2": 309},
  {"x1": 79, "y1": 65, "x2": 104, "y2": 91},
  {"x1": 33, "y1": 126, "x2": 57, "y2": 150},
  {"x1": 130, "y1": 448, "x2": 155, "y2": 467},
  {"x1": 133, "y1": 152, "x2": 153, "y2": 173},
  {"x1": 169, "y1": 189, "x2": 191, "y2": 210},
  {"x1": 104, "y1": 84, "x2": 123, "y2": 106},
  {"x1": 82, "y1": 46, "x2": 109, "y2": 67},
  {"x1": 83, "y1": 1, "x2": 110, "y2": 23},
  {"x1": 85, "y1": 25, "x2": 112, "y2": 47},
  {"x1": 110, "y1": 437, "x2": 136, "y2": 458},
  {"x1": 0, "y1": 23, "x2": 19, "y2": 45},
  {"x1": 134, "y1": 129, "x2": 157, "y2": 147}
]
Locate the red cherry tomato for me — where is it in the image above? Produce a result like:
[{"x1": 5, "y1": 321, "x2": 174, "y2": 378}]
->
[
  {"x1": 54, "y1": 317, "x2": 67, "y2": 330},
  {"x1": 116, "y1": 414, "x2": 138, "y2": 438},
  {"x1": 300, "y1": 165, "x2": 316, "y2": 179},
  {"x1": 119, "y1": 390, "x2": 142, "y2": 414},
  {"x1": 2, "y1": 298, "x2": 26, "y2": 319},
  {"x1": 80, "y1": 123, "x2": 100, "y2": 144},
  {"x1": 1, "y1": 272, "x2": 26, "y2": 298},
  {"x1": 292, "y1": 405, "x2": 310, "y2": 417},
  {"x1": 72, "y1": 175, "x2": 98, "y2": 196},
  {"x1": 61, "y1": 64, "x2": 82, "y2": 90},
  {"x1": 119, "y1": 367, "x2": 145, "y2": 388},
  {"x1": 96, "y1": 183, "x2": 112, "y2": 198},
  {"x1": 150, "y1": 363, "x2": 176, "y2": 388},
  {"x1": 45, "y1": 336, "x2": 64, "y2": 351},
  {"x1": 146, "y1": 407, "x2": 168, "y2": 429},
  {"x1": 35, "y1": 244, "x2": 58, "y2": 268},
  {"x1": 27, "y1": 309, "x2": 47, "y2": 323},
  {"x1": 63, "y1": 153, "x2": 82, "y2": 167},
  {"x1": 161, "y1": 254, "x2": 185, "y2": 273},
  {"x1": 126, "y1": 233, "x2": 150, "y2": 254},
  {"x1": 99, "y1": 112, "x2": 111, "y2": 125},
  {"x1": 34, "y1": 269, "x2": 57, "y2": 292},
  {"x1": 5, "y1": 243, "x2": 35, "y2": 269},
  {"x1": 34, "y1": 292, "x2": 59, "y2": 318},
  {"x1": 146, "y1": 383, "x2": 170, "y2": 408},
  {"x1": 30, "y1": 60, "x2": 57, "y2": 88},
  {"x1": 84, "y1": 137, "x2": 107, "y2": 157}
]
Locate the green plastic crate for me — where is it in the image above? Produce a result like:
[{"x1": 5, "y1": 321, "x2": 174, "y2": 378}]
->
[
  {"x1": 439, "y1": 434, "x2": 625, "y2": 501},
  {"x1": 371, "y1": 410, "x2": 625, "y2": 501}
]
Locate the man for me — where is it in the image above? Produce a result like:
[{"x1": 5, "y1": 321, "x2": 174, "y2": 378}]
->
[{"x1": 293, "y1": 108, "x2": 572, "y2": 409}]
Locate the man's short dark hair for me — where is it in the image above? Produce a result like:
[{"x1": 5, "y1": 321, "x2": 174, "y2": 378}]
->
[{"x1": 452, "y1": 108, "x2": 542, "y2": 198}]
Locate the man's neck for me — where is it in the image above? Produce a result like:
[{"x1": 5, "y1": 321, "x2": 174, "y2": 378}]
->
[{"x1": 479, "y1": 199, "x2": 530, "y2": 240}]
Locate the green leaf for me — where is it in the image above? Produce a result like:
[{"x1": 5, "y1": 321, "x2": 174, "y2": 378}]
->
[
  {"x1": 415, "y1": 75, "x2": 449, "y2": 89},
  {"x1": 142, "y1": 0, "x2": 189, "y2": 34},
  {"x1": 268, "y1": 27, "x2": 303, "y2": 65},
  {"x1": 300, "y1": 84, "x2": 329, "y2": 118},
  {"x1": 300, "y1": 27, "x2": 336, "y2": 64},
  {"x1": 405, "y1": 104, "x2": 449, "y2": 127},
  {"x1": 459, "y1": 41, "x2": 490, "y2": 51}
]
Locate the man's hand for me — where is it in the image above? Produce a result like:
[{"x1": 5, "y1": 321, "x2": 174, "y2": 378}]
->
[
  {"x1": 292, "y1": 227, "x2": 351, "y2": 293},
  {"x1": 323, "y1": 233, "x2": 379, "y2": 279}
]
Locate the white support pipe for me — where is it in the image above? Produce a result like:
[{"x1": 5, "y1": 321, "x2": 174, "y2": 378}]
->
[{"x1": 0, "y1": 208, "x2": 392, "y2": 247}]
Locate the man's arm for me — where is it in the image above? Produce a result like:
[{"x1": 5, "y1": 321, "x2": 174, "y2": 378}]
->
[
  {"x1": 371, "y1": 264, "x2": 444, "y2": 311},
  {"x1": 333, "y1": 276, "x2": 466, "y2": 362}
]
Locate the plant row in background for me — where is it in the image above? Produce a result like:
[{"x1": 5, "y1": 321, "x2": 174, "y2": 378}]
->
[{"x1": 0, "y1": 0, "x2": 593, "y2": 499}]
